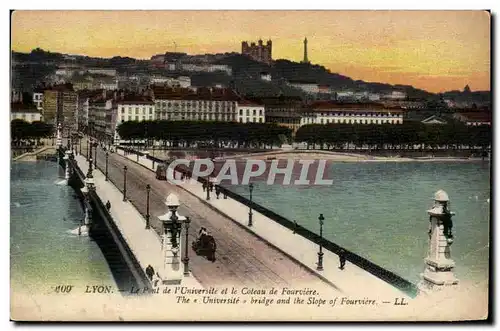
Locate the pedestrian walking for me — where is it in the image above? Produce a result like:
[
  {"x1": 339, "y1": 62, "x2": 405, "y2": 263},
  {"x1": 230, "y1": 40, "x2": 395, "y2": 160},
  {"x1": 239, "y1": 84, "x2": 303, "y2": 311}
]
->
[
  {"x1": 339, "y1": 249, "x2": 346, "y2": 270},
  {"x1": 105, "y1": 200, "x2": 111, "y2": 211},
  {"x1": 145, "y1": 265, "x2": 155, "y2": 281}
]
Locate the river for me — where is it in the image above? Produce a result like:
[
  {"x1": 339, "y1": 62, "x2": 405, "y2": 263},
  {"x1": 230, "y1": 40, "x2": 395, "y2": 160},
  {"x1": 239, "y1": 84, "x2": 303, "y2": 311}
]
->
[
  {"x1": 10, "y1": 160, "x2": 115, "y2": 293},
  {"x1": 228, "y1": 160, "x2": 491, "y2": 286}
]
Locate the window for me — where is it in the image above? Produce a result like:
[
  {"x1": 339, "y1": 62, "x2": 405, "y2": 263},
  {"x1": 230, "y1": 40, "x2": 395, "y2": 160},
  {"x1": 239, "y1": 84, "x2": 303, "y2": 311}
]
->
[
  {"x1": 246, "y1": 117, "x2": 250, "y2": 122},
  {"x1": 253, "y1": 109, "x2": 256, "y2": 116},
  {"x1": 239, "y1": 118, "x2": 243, "y2": 123},
  {"x1": 252, "y1": 117, "x2": 256, "y2": 122},
  {"x1": 259, "y1": 109, "x2": 263, "y2": 116},
  {"x1": 135, "y1": 107, "x2": 139, "y2": 114},
  {"x1": 259, "y1": 118, "x2": 263, "y2": 123},
  {"x1": 135, "y1": 116, "x2": 139, "y2": 121},
  {"x1": 128, "y1": 107, "x2": 132, "y2": 114},
  {"x1": 121, "y1": 107, "x2": 125, "y2": 113},
  {"x1": 246, "y1": 109, "x2": 249, "y2": 116},
  {"x1": 149, "y1": 107, "x2": 153, "y2": 114},
  {"x1": 239, "y1": 109, "x2": 243, "y2": 115}
]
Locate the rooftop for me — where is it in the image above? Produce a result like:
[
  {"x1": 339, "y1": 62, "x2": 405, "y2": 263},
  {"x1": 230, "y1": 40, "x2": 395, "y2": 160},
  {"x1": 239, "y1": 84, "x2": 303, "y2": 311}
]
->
[
  {"x1": 307, "y1": 101, "x2": 404, "y2": 112},
  {"x1": 152, "y1": 86, "x2": 240, "y2": 101}
]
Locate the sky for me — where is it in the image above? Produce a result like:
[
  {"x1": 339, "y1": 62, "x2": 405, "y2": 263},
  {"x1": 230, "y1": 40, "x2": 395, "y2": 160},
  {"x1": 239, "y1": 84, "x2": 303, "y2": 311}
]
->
[{"x1": 11, "y1": 10, "x2": 491, "y2": 93}]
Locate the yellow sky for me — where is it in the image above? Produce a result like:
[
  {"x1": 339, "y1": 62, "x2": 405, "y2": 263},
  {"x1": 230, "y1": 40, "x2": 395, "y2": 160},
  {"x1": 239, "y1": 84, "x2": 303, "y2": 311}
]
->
[{"x1": 11, "y1": 10, "x2": 490, "y2": 93}]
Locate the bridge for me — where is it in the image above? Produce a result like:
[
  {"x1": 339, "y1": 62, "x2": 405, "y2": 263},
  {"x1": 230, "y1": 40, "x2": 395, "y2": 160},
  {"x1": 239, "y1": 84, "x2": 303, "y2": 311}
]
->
[{"x1": 53, "y1": 133, "x2": 428, "y2": 298}]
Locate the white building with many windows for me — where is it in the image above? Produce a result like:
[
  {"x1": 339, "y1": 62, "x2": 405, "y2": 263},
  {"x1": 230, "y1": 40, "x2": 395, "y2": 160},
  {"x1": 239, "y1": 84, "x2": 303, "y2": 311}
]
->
[
  {"x1": 114, "y1": 100, "x2": 155, "y2": 143},
  {"x1": 301, "y1": 102, "x2": 404, "y2": 126},
  {"x1": 236, "y1": 101, "x2": 265, "y2": 123},
  {"x1": 153, "y1": 87, "x2": 239, "y2": 122}
]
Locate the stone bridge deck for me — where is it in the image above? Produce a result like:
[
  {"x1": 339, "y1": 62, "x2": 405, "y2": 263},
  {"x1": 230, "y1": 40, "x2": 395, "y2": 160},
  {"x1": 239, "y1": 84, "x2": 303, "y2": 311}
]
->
[{"x1": 79, "y1": 139, "x2": 335, "y2": 293}]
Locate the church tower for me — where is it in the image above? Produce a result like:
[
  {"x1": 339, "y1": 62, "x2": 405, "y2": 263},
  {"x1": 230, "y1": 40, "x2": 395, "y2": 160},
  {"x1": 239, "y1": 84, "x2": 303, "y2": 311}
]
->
[{"x1": 302, "y1": 37, "x2": 310, "y2": 64}]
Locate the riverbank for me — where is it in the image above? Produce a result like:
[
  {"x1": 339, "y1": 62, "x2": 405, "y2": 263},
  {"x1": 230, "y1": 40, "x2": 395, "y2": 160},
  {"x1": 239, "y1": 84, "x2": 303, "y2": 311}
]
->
[{"x1": 231, "y1": 150, "x2": 488, "y2": 163}]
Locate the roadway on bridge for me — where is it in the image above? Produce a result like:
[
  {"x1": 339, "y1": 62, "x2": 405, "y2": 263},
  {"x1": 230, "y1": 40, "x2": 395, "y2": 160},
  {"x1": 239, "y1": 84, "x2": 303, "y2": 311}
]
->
[{"x1": 82, "y1": 142, "x2": 333, "y2": 291}]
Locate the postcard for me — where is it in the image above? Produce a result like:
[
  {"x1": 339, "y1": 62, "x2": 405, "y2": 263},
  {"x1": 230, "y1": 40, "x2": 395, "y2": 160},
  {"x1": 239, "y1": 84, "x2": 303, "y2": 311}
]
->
[{"x1": 10, "y1": 10, "x2": 490, "y2": 321}]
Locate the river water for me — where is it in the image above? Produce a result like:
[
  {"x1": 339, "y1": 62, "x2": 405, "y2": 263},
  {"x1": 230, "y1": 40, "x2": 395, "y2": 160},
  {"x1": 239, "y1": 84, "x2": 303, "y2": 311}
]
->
[
  {"x1": 10, "y1": 160, "x2": 115, "y2": 293},
  {"x1": 228, "y1": 161, "x2": 491, "y2": 286}
]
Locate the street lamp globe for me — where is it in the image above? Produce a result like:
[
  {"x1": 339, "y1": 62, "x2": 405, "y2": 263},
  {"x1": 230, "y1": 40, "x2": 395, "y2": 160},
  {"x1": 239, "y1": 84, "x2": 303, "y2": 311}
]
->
[
  {"x1": 165, "y1": 193, "x2": 180, "y2": 211},
  {"x1": 318, "y1": 213, "x2": 325, "y2": 225}
]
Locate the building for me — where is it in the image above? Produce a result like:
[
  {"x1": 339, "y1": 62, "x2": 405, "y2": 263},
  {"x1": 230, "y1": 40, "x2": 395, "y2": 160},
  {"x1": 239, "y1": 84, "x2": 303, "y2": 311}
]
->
[
  {"x1": 382, "y1": 91, "x2": 407, "y2": 100},
  {"x1": 87, "y1": 68, "x2": 117, "y2": 77},
  {"x1": 241, "y1": 39, "x2": 272, "y2": 64},
  {"x1": 254, "y1": 96, "x2": 303, "y2": 134},
  {"x1": 152, "y1": 86, "x2": 239, "y2": 122},
  {"x1": 287, "y1": 80, "x2": 320, "y2": 94},
  {"x1": 32, "y1": 89, "x2": 44, "y2": 111},
  {"x1": 236, "y1": 101, "x2": 265, "y2": 123},
  {"x1": 453, "y1": 111, "x2": 491, "y2": 126},
  {"x1": 174, "y1": 63, "x2": 232, "y2": 75},
  {"x1": 42, "y1": 90, "x2": 59, "y2": 126},
  {"x1": 260, "y1": 72, "x2": 272, "y2": 82},
  {"x1": 301, "y1": 101, "x2": 404, "y2": 126},
  {"x1": 114, "y1": 97, "x2": 155, "y2": 144},
  {"x1": 151, "y1": 75, "x2": 191, "y2": 88},
  {"x1": 11, "y1": 103, "x2": 43, "y2": 123}
]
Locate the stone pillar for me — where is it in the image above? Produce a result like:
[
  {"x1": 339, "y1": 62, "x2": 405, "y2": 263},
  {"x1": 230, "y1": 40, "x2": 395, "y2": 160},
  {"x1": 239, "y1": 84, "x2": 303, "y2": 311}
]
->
[
  {"x1": 82, "y1": 176, "x2": 95, "y2": 226},
  {"x1": 56, "y1": 123, "x2": 63, "y2": 150},
  {"x1": 419, "y1": 190, "x2": 459, "y2": 293},
  {"x1": 158, "y1": 193, "x2": 185, "y2": 285},
  {"x1": 64, "y1": 150, "x2": 71, "y2": 182}
]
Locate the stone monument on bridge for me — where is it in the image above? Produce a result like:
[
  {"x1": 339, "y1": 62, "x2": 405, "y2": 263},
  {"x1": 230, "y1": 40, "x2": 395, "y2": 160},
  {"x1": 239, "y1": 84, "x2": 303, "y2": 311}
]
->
[{"x1": 419, "y1": 189, "x2": 459, "y2": 293}]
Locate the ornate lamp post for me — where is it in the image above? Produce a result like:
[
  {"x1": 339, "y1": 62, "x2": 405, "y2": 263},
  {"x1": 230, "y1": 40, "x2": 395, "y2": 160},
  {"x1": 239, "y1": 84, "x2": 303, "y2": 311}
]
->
[
  {"x1": 94, "y1": 141, "x2": 97, "y2": 167},
  {"x1": 248, "y1": 183, "x2": 254, "y2": 227},
  {"x1": 183, "y1": 216, "x2": 191, "y2": 276},
  {"x1": 86, "y1": 138, "x2": 90, "y2": 160},
  {"x1": 105, "y1": 151, "x2": 109, "y2": 181},
  {"x1": 79, "y1": 137, "x2": 82, "y2": 156},
  {"x1": 145, "y1": 184, "x2": 151, "y2": 229},
  {"x1": 123, "y1": 166, "x2": 128, "y2": 201},
  {"x1": 56, "y1": 123, "x2": 62, "y2": 150},
  {"x1": 157, "y1": 193, "x2": 186, "y2": 284},
  {"x1": 317, "y1": 213, "x2": 325, "y2": 271}
]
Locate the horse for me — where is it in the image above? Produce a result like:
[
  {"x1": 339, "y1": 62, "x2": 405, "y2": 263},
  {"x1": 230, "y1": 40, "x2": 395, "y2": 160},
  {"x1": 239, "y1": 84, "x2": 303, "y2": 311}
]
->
[{"x1": 192, "y1": 233, "x2": 217, "y2": 262}]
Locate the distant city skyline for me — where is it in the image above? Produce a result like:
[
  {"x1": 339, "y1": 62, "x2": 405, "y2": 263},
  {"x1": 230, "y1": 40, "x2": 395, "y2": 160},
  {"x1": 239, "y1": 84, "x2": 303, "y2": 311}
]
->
[{"x1": 11, "y1": 10, "x2": 490, "y2": 93}]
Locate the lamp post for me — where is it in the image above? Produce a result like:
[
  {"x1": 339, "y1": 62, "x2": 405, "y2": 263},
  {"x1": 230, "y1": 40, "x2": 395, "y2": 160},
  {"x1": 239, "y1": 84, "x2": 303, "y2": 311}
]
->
[
  {"x1": 123, "y1": 166, "x2": 128, "y2": 201},
  {"x1": 94, "y1": 141, "x2": 97, "y2": 167},
  {"x1": 105, "y1": 151, "x2": 109, "y2": 181},
  {"x1": 145, "y1": 184, "x2": 151, "y2": 229},
  {"x1": 183, "y1": 216, "x2": 191, "y2": 276},
  {"x1": 317, "y1": 213, "x2": 325, "y2": 271},
  {"x1": 86, "y1": 138, "x2": 90, "y2": 160},
  {"x1": 79, "y1": 137, "x2": 82, "y2": 156},
  {"x1": 248, "y1": 183, "x2": 254, "y2": 227}
]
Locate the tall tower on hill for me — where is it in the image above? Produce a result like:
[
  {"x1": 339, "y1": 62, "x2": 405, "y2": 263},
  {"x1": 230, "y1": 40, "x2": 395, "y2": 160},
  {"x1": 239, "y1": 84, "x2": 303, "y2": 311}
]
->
[{"x1": 302, "y1": 37, "x2": 310, "y2": 64}]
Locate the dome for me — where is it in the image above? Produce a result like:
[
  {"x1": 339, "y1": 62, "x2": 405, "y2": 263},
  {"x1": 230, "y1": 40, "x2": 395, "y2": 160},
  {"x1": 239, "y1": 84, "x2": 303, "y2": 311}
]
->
[
  {"x1": 434, "y1": 189, "x2": 449, "y2": 202},
  {"x1": 165, "y1": 193, "x2": 180, "y2": 208}
]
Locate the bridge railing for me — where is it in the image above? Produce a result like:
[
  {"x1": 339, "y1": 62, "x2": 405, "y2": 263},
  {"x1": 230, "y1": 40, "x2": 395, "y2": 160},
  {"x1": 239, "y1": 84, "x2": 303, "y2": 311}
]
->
[
  {"x1": 115, "y1": 146, "x2": 419, "y2": 296},
  {"x1": 69, "y1": 157, "x2": 152, "y2": 289}
]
